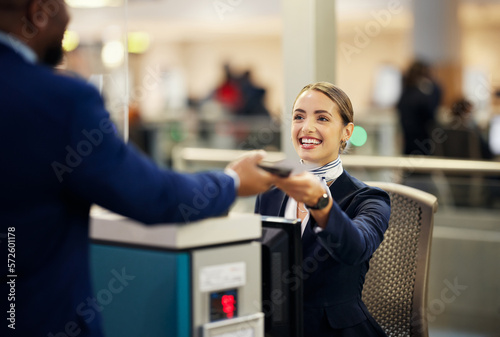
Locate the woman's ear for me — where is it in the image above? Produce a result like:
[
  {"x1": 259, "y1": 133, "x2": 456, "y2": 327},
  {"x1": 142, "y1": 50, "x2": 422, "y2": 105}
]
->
[{"x1": 343, "y1": 122, "x2": 354, "y2": 141}]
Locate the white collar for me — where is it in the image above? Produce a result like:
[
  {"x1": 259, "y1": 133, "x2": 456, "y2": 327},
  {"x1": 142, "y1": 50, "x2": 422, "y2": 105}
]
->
[{"x1": 0, "y1": 31, "x2": 38, "y2": 64}]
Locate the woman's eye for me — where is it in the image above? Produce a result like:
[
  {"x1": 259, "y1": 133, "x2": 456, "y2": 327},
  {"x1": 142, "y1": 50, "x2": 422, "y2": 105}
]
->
[
  {"x1": 318, "y1": 116, "x2": 329, "y2": 122},
  {"x1": 293, "y1": 115, "x2": 304, "y2": 120}
]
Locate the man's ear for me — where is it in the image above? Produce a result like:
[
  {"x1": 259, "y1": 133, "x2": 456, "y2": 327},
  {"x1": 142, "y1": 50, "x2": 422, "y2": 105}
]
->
[
  {"x1": 16, "y1": 0, "x2": 42, "y2": 42},
  {"x1": 26, "y1": 0, "x2": 46, "y2": 30}
]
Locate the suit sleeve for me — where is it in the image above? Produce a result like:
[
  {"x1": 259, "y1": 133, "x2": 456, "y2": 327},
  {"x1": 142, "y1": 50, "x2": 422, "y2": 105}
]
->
[
  {"x1": 58, "y1": 84, "x2": 236, "y2": 224},
  {"x1": 315, "y1": 188, "x2": 390, "y2": 265}
]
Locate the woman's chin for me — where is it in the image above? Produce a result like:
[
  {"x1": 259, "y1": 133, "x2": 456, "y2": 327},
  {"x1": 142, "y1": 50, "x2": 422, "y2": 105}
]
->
[{"x1": 299, "y1": 156, "x2": 319, "y2": 166}]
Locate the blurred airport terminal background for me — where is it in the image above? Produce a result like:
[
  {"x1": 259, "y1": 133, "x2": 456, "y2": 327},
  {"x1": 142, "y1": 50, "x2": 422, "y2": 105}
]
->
[{"x1": 62, "y1": 0, "x2": 500, "y2": 335}]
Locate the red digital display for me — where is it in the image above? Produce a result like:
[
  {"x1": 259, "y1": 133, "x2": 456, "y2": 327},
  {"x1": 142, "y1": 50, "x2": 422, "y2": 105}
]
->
[
  {"x1": 210, "y1": 289, "x2": 238, "y2": 322},
  {"x1": 221, "y1": 294, "x2": 236, "y2": 318}
]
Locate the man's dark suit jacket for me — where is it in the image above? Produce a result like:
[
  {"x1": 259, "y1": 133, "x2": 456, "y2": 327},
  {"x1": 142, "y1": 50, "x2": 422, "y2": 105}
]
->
[
  {"x1": 0, "y1": 43, "x2": 236, "y2": 337},
  {"x1": 255, "y1": 170, "x2": 391, "y2": 336}
]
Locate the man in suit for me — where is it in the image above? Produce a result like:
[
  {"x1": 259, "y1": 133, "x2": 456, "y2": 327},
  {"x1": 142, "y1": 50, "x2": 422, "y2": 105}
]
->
[{"x1": 0, "y1": 1, "x2": 274, "y2": 336}]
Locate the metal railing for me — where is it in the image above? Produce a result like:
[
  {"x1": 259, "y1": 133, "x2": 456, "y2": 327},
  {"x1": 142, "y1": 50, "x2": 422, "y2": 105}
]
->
[{"x1": 172, "y1": 147, "x2": 500, "y2": 175}]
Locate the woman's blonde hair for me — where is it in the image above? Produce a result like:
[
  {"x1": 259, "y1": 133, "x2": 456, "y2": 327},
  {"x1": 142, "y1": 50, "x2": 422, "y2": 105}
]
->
[{"x1": 293, "y1": 82, "x2": 354, "y2": 152}]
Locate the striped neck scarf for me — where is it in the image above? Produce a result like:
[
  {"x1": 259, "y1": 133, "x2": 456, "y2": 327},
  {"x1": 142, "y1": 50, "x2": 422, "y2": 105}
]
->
[{"x1": 306, "y1": 157, "x2": 343, "y2": 184}]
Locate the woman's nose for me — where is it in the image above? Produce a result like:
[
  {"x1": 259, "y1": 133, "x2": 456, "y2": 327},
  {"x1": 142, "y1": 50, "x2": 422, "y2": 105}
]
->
[{"x1": 303, "y1": 118, "x2": 316, "y2": 132}]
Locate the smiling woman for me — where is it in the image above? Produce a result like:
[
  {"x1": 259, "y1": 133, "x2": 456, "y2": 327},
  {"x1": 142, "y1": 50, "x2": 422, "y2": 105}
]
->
[
  {"x1": 255, "y1": 82, "x2": 391, "y2": 337},
  {"x1": 291, "y1": 82, "x2": 354, "y2": 166}
]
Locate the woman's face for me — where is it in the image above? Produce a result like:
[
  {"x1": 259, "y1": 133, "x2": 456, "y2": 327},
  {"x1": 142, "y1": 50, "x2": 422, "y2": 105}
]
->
[{"x1": 291, "y1": 90, "x2": 353, "y2": 166}]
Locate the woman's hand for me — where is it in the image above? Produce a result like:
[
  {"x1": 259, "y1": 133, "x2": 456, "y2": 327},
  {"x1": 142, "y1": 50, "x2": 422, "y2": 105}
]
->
[
  {"x1": 274, "y1": 172, "x2": 333, "y2": 229},
  {"x1": 273, "y1": 172, "x2": 323, "y2": 206}
]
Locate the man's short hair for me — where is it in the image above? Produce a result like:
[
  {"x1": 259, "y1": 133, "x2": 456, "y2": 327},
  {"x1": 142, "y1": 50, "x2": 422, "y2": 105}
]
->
[{"x1": 0, "y1": 0, "x2": 31, "y2": 9}]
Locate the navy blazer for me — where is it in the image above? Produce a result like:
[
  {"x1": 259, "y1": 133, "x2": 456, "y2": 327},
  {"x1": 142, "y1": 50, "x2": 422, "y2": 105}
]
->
[
  {"x1": 255, "y1": 170, "x2": 390, "y2": 336},
  {"x1": 0, "y1": 43, "x2": 236, "y2": 337}
]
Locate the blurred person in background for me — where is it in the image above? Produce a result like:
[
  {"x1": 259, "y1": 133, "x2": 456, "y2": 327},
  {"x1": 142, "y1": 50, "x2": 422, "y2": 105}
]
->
[
  {"x1": 0, "y1": 1, "x2": 275, "y2": 336},
  {"x1": 435, "y1": 98, "x2": 496, "y2": 207},
  {"x1": 255, "y1": 82, "x2": 391, "y2": 337},
  {"x1": 446, "y1": 98, "x2": 493, "y2": 160},
  {"x1": 208, "y1": 64, "x2": 270, "y2": 117},
  {"x1": 397, "y1": 60, "x2": 442, "y2": 156}
]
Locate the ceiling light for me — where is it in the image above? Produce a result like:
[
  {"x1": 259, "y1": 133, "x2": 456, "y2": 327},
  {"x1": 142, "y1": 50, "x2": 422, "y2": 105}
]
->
[
  {"x1": 62, "y1": 30, "x2": 79, "y2": 52},
  {"x1": 128, "y1": 32, "x2": 151, "y2": 54},
  {"x1": 67, "y1": 0, "x2": 124, "y2": 8},
  {"x1": 101, "y1": 41, "x2": 125, "y2": 68}
]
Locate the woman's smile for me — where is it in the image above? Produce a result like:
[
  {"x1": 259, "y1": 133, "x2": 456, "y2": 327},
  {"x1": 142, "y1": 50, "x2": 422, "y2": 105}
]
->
[{"x1": 300, "y1": 137, "x2": 323, "y2": 148}]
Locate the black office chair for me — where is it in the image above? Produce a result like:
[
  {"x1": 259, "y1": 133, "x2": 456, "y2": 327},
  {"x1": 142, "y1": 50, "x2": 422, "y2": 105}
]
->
[{"x1": 362, "y1": 182, "x2": 438, "y2": 337}]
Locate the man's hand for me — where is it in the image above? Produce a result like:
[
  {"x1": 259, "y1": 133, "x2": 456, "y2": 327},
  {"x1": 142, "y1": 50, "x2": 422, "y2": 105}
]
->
[{"x1": 226, "y1": 150, "x2": 276, "y2": 196}]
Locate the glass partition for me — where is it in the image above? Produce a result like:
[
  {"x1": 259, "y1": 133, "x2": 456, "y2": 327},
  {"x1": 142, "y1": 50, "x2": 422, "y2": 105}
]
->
[{"x1": 64, "y1": 0, "x2": 129, "y2": 140}]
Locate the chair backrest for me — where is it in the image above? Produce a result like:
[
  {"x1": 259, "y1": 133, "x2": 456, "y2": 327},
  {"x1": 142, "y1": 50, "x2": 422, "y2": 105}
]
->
[{"x1": 362, "y1": 182, "x2": 438, "y2": 337}]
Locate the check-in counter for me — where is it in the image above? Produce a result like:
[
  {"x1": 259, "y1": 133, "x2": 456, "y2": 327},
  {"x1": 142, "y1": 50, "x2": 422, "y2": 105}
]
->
[{"x1": 90, "y1": 211, "x2": 264, "y2": 337}]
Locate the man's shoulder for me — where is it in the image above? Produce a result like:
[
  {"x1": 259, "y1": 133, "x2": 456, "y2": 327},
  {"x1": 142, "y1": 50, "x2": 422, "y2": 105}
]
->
[
  {"x1": 0, "y1": 46, "x2": 97, "y2": 93},
  {"x1": 31, "y1": 67, "x2": 105, "y2": 110},
  {"x1": 43, "y1": 68, "x2": 98, "y2": 93},
  {"x1": 1, "y1": 55, "x2": 99, "y2": 100}
]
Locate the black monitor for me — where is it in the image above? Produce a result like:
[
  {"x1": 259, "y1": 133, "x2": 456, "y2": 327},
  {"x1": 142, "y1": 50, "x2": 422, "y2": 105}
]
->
[{"x1": 257, "y1": 216, "x2": 303, "y2": 337}]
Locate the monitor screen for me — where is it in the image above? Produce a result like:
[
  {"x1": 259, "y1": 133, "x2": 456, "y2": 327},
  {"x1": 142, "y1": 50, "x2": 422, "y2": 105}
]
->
[{"x1": 258, "y1": 216, "x2": 303, "y2": 337}]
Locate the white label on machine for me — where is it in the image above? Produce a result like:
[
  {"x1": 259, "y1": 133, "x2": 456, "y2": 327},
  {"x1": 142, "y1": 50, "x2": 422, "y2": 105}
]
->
[
  {"x1": 213, "y1": 328, "x2": 254, "y2": 337},
  {"x1": 200, "y1": 262, "x2": 246, "y2": 292}
]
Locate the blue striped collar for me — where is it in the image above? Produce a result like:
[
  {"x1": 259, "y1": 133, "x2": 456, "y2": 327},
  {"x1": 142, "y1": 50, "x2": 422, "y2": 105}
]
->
[{"x1": 305, "y1": 157, "x2": 343, "y2": 183}]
